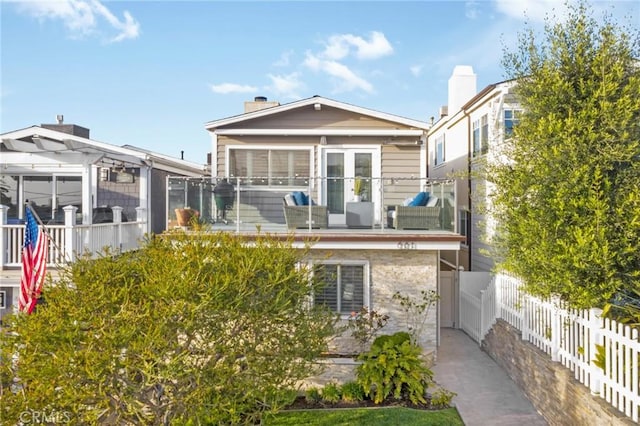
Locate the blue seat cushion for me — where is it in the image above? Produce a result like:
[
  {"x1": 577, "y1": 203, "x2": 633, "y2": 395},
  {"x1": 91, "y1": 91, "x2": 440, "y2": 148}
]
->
[
  {"x1": 291, "y1": 191, "x2": 308, "y2": 206},
  {"x1": 409, "y1": 191, "x2": 429, "y2": 207}
]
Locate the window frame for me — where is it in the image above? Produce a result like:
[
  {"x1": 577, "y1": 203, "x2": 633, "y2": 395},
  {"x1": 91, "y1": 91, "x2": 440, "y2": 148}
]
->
[
  {"x1": 504, "y1": 109, "x2": 520, "y2": 138},
  {"x1": 311, "y1": 261, "x2": 370, "y2": 317},
  {"x1": 472, "y1": 119, "x2": 481, "y2": 156},
  {"x1": 227, "y1": 146, "x2": 313, "y2": 188},
  {"x1": 435, "y1": 134, "x2": 445, "y2": 166}
]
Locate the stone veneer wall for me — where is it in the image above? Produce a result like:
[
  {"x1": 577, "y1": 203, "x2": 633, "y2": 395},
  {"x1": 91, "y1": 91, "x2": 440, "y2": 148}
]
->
[
  {"x1": 301, "y1": 248, "x2": 439, "y2": 389},
  {"x1": 482, "y1": 319, "x2": 636, "y2": 426}
]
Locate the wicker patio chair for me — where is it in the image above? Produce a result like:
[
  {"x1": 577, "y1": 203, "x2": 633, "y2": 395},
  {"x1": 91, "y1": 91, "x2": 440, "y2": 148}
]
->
[
  {"x1": 393, "y1": 205, "x2": 441, "y2": 230},
  {"x1": 283, "y1": 205, "x2": 329, "y2": 229}
]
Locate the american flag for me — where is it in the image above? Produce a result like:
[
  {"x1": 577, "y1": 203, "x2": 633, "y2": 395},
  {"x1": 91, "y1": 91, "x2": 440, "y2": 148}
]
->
[{"x1": 18, "y1": 207, "x2": 49, "y2": 314}]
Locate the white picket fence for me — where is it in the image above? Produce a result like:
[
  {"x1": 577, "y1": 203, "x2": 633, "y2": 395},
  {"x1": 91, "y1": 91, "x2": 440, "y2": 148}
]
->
[{"x1": 463, "y1": 272, "x2": 640, "y2": 422}]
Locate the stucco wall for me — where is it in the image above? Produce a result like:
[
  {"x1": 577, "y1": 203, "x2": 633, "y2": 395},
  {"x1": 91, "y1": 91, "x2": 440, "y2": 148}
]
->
[{"x1": 482, "y1": 320, "x2": 635, "y2": 426}]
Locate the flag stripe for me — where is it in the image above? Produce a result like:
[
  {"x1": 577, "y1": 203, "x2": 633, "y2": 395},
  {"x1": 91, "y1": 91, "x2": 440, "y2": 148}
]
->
[{"x1": 18, "y1": 207, "x2": 49, "y2": 314}]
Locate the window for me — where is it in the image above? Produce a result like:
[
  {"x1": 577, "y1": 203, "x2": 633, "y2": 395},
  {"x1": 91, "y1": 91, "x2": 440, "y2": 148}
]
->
[
  {"x1": 313, "y1": 263, "x2": 368, "y2": 315},
  {"x1": 435, "y1": 134, "x2": 445, "y2": 166},
  {"x1": 229, "y1": 148, "x2": 311, "y2": 186},
  {"x1": 0, "y1": 290, "x2": 5, "y2": 309},
  {"x1": 472, "y1": 114, "x2": 489, "y2": 157},
  {"x1": 459, "y1": 209, "x2": 470, "y2": 244},
  {"x1": 504, "y1": 109, "x2": 520, "y2": 137},
  {"x1": 472, "y1": 120, "x2": 481, "y2": 155},
  {"x1": 480, "y1": 114, "x2": 488, "y2": 154}
]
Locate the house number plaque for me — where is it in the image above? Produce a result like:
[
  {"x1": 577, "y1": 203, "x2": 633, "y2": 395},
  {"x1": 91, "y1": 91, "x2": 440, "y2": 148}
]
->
[{"x1": 397, "y1": 241, "x2": 417, "y2": 250}]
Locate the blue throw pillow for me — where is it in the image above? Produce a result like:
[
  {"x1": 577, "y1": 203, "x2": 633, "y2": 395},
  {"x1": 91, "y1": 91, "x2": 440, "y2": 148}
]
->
[
  {"x1": 409, "y1": 191, "x2": 429, "y2": 207},
  {"x1": 292, "y1": 191, "x2": 306, "y2": 206}
]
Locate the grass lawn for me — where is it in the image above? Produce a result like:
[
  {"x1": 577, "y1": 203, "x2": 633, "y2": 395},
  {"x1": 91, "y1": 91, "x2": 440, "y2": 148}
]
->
[{"x1": 265, "y1": 407, "x2": 464, "y2": 426}]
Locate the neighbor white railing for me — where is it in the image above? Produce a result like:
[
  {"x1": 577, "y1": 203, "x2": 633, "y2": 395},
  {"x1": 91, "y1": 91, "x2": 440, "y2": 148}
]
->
[
  {"x1": 0, "y1": 205, "x2": 147, "y2": 269},
  {"x1": 468, "y1": 272, "x2": 640, "y2": 422}
]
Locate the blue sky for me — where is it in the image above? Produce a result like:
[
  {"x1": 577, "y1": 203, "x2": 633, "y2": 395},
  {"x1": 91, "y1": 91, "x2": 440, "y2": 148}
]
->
[{"x1": 1, "y1": 1, "x2": 638, "y2": 164}]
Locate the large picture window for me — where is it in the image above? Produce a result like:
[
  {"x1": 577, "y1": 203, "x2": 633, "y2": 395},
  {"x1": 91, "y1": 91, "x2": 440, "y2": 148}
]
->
[
  {"x1": 313, "y1": 263, "x2": 368, "y2": 315},
  {"x1": 229, "y1": 148, "x2": 311, "y2": 187}
]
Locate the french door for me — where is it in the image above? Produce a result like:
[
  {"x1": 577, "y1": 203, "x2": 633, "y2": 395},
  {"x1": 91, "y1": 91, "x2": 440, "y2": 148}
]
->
[{"x1": 321, "y1": 147, "x2": 380, "y2": 226}]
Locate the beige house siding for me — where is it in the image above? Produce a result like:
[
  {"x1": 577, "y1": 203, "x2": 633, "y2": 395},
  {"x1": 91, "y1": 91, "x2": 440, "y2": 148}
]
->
[{"x1": 223, "y1": 105, "x2": 422, "y2": 130}]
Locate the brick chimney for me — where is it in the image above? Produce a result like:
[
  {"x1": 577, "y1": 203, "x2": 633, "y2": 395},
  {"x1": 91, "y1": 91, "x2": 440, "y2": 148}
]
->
[
  {"x1": 244, "y1": 96, "x2": 279, "y2": 113},
  {"x1": 41, "y1": 114, "x2": 90, "y2": 138}
]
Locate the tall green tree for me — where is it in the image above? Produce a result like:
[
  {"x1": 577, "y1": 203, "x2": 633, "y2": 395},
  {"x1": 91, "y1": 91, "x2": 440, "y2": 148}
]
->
[
  {"x1": 487, "y1": 1, "x2": 640, "y2": 308},
  {"x1": 1, "y1": 231, "x2": 338, "y2": 424}
]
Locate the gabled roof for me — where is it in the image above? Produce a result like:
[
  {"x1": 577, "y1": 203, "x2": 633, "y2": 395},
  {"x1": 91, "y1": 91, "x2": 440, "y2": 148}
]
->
[
  {"x1": 1, "y1": 125, "x2": 206, "y2": 175},
  {"x1": 204, "y1": 95, "x2": 431, "y2": 132}
]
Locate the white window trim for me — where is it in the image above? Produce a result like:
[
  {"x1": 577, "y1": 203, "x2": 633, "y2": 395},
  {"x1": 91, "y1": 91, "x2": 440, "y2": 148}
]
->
[{"x1": 311, "y1": 260, "x2": 370, "y2": 318}]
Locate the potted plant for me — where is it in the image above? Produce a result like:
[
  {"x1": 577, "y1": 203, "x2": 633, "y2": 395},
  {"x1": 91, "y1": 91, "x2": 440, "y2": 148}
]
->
[
  {"x1": 353, "y1": 177, "x2": 364, "y2": 202},
  {"x1": 175, "y1": 207, "x2": 199, "y2": 227}
]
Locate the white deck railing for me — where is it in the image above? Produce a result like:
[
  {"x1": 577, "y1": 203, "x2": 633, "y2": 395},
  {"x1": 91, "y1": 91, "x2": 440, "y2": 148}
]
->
[
  {"x1": 0, "y1": 205, "x2": 147, "y2": 269},
  {"x1": 466, "y1": 272, "x2": 640, "y2": 422}
]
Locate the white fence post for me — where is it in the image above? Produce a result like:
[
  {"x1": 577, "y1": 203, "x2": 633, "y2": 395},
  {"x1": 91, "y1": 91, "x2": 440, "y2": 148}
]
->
[
  {"x1": 0, "y1": 205, "x2": 7, "y2": 269},
  {"x1": 112, "y1": 206, "x2": 123, "y2": 252},
  {"x1": 589, "y1": 307, "x2": 603, "y2": 396},
  {"x1": 135, "y1": 206, "x2": 147, "y2": 235},
  {"x1": 63, "y1": 205, "x2": 78, "y2": 263},
  {"x1": 551, "y1": 299, "x2": 561, "y2": 362}
]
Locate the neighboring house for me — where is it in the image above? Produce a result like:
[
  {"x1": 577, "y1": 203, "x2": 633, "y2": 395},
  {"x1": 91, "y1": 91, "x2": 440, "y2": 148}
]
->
[
  {"x1": 203, "y1": 96, "x2": 465, "y2": 359},
  {"x1": 1, "y1": 118, "x2": 207, "y2": 233},
  {"x1": 428, "y1": 66, "x2": 519, "y2": 273},
  {"x1": 0, "y1": 117, "x2": 207, "y2": 319}
]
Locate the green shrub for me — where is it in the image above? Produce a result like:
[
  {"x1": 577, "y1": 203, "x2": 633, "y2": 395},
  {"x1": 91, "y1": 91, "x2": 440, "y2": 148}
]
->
[
  {"x1": 304, "y1": 387, "x2": 322, "y2": 404},
  {"x1": 321, "y1": 382, "x2": 342, "y2": 403},
  {"x1": 356, "y1": 331, "x2": 433, "y2": 404},
  {"x1": 340, "y1": 381, "x2": 365, "y2": 402},
  {"x1": 430, "y1": 387, "x2": 456, "y2": 409}
]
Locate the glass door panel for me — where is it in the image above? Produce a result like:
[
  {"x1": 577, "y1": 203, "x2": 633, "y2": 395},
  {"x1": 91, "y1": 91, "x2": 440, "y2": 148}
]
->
[{"x1": 327, "y1": 153, "x2": 345, "y2": 215}]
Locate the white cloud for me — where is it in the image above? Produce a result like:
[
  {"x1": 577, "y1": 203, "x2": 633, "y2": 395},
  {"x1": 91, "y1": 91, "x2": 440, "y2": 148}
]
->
[
  {"x1": 273, "y1": 50, "x2": 294, "y2": 67},
  {"x1": 304, "y1": 52, "x2": 373, "y2": 94},
  {"x1": 410, "y1": 65, "x2": 423, "y2": 77},
  {"x1": 322, "y1": 31, "x2": 393, "y2": 61},
  {"x1": 210, "y1": 83, "x2": 258, "y2": 94},
  {"x1": 465, "y1": 1, "x2": 480, "y2": 19},
  {"x1": 267, "y1": 73, "x2": 304, "y2": 99},
  {"x1": 15, "y1": 0, "x2": 140, "y2": 43}
]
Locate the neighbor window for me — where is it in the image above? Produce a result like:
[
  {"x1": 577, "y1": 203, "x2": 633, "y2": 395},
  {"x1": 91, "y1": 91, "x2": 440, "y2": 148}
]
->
[
  {"x1": 313, "y1": 263, "x2": 368, "y2": 315},
  {"x1": 435, "y1": 134, "x2": 445, "y2": 166},
  {"x1": 472, "y1": 119, "x2": 481, "y2": 156},
  {"x1": 480, "y1": 114, "x2": 488, "y2": 154},
  {"x1": 504, "y1": 109, "x2": 520, "y2": 137},
  {"x1": 459, "y1": 209, "x2": 470, "y2": 244},
  {"x1": 473, "y1": 114, "x2": 489, "y2": 157},
  {"x1": 229, "y1": 148, "x2": 311, "y2": 186}
]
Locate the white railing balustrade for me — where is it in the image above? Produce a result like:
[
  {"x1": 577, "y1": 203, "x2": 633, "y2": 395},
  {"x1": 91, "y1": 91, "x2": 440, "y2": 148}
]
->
[{"x1": 0, "y1": 204, "x2": 147, "y2": 269}]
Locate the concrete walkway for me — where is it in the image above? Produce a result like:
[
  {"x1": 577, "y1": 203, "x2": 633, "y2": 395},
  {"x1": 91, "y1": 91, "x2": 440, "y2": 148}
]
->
[{"x1": 431, "y1": 328, "x2": 547, "y2": 426}]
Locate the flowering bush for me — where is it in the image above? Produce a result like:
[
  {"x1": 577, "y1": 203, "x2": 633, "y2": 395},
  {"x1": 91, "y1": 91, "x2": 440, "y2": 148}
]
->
[{"x1": 347, "y1": 306, "x2": 389, "y2": 350}]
